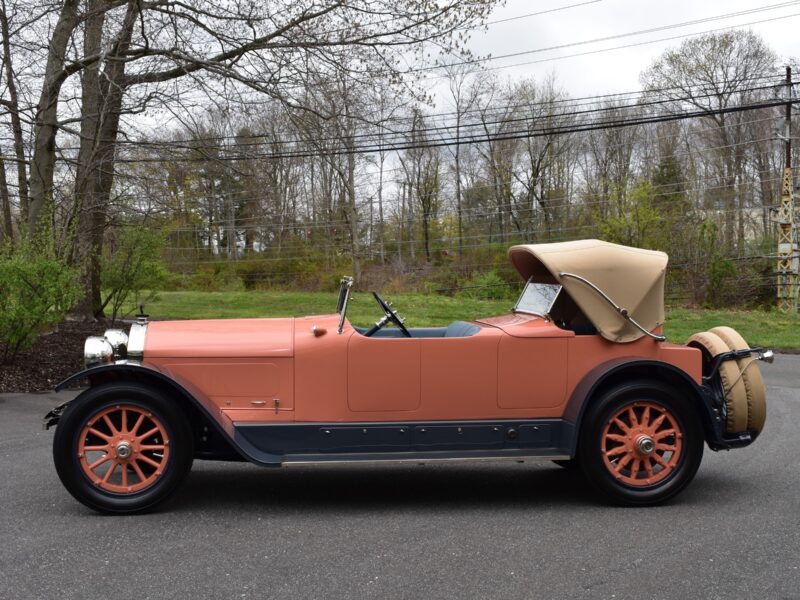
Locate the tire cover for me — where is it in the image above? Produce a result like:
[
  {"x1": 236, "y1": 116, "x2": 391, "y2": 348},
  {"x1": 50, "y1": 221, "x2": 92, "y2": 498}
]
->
[
  {"x1": 686, "y1": 331, "x2": 748, "y2": 433},
  {"x1": 709, "y1": 326, "x2": 767, "y2": 434}
]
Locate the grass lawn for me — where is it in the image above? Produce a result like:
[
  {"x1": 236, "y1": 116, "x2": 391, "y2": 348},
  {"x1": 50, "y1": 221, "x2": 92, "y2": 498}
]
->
[
  {"x1": 663, "y1": 308, "x2": 800, "y2": 351},
  {"x1": 126, "y1": 291, "x2": 800, "y2": 350}
]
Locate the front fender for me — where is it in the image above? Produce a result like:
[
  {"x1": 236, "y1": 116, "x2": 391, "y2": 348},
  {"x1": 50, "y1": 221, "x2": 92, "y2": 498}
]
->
[
  {"x1": 50, "y1": 361, "x2": 269, "y2": 464},
  {"x1": 54, "y1": 361, "x2": 228, "y2": 429}
]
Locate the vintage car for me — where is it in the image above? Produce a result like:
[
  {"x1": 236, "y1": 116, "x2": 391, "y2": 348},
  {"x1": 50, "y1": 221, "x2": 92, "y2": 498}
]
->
[{"x1": 45, "y1": 240, "x2": 771, "y2": 513}]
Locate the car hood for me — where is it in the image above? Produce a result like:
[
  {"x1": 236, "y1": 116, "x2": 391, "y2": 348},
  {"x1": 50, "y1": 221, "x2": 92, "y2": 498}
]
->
[{"x1": 143, "y1": 318, "x2": 294, "y2": 358}]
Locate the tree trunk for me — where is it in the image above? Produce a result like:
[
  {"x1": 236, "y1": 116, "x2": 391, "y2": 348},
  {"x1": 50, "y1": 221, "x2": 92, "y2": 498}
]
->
[
  {"x1": 377, "y1": 150, "x2": 386, "y2": 263},
  {"x1": 346, "y1": 143, "x2": 360, "y2": 280},
  {"x1": 0, "y1": 0, "x2": 29, "y2": 223},
  {"x1": 71, "y1": 0, "x2": 106, "y2": 318},
  {"x1": 454, "y1": 114, "x2": 463, "y2": 258},
  {"x1": 0, "y1": 156, "x2": 11, "y2": 242},
  {"x1": 72, "y1": 0, "x2": 138, "y2": 318},
  {"x1": 27, "y1": 0, "x2": 80, "y2": 236}
]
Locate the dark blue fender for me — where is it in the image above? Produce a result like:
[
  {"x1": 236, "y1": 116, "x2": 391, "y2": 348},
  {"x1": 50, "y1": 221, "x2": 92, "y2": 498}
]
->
[{"x1": 52, "y1": 362, "x2": 273, "y2": 464}]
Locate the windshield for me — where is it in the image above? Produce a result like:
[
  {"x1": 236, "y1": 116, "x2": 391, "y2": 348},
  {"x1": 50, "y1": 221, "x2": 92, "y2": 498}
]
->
[{"x1": 513, "y1": 279, "x2": 562, "y2": 317}]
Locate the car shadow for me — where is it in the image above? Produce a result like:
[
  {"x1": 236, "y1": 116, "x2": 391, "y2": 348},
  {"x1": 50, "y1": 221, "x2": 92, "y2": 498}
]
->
[
  {"x1": 167, "y1": 461, "x2": 730, "y2": 513},
  {"x1": 171, "y1": 462, "x2": 595, "y2": 512}
]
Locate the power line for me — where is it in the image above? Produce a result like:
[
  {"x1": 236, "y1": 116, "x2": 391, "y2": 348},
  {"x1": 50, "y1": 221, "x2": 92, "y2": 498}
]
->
[
  {"x1": 414, "y1": 2, "x2": 800, "y2": 72},
  {"x1": 100, "y1": 111, "x2": 784, "y2": 192},
  {"x1": 421, "y1": 12, "x2": 800, "y2": 79},
  {"x1": 110, "y1": 80, "x2": 783, "y2": 155},
  {"x1": 97, "y1": 74, "x2": 784, "y2": 151},
  {"x1": 106, "y1": 97, "x2": 794, "y2": 162},
  {"x1": 475, "y1": 0, "x2": 604, "y2": 29}
]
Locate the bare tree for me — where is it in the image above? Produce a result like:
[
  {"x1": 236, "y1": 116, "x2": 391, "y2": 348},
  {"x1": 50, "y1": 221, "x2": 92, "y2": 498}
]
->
[
  {"x1": 443, "y1": 62, "x2": 479, "y2": 257},
  {"x1": 641, "y1": 31, "x2": 778, "y2": 252},
  {"x1": 20, "y1": 0, "x2": 498, "y2": 315}
]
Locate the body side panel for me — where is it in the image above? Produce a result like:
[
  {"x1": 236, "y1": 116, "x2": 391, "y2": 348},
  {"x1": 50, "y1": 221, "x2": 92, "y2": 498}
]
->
[
  {"x1": 293, "y1": 315, "x2": 352, "y2": 422},
  {"x1": 497, "y1": 336, "x2": 568, "y2": 409},
  {"x1": 145, "y1": 356, "x2": 294, "y2": 419},
  {"x1": 285, "y1": 315, "x2": 701, "y2": 424},
  {"x1": 565, "y1": 335, "x2": 701, "y2": 396}
]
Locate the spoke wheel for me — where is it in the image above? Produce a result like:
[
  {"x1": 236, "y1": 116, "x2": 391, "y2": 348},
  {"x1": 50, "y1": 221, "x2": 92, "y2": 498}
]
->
[
  {"x1": 53, "y1": 383, "x2": 193, "y2": 514},
  {"x1": 78, "y1": 404, "x2": 171, "y2": 494},
  {"x1": 579, "y1": 380, "x2": 703, "y2": 506},
  {"x1": 600, "y1": 401, "x2": 682, "y2": 487}
]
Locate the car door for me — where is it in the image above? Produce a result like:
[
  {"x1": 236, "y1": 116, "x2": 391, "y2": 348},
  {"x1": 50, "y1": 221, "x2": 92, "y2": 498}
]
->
[
  {"x1": 497, "y1": 334, "x2": 569, "y2": 410},
  {"x1": 347, "y1": 334, "x2": 421, "y2": 413},
  {"x1": 418, "y1": 331, "x2": 501, "y2": 419}
]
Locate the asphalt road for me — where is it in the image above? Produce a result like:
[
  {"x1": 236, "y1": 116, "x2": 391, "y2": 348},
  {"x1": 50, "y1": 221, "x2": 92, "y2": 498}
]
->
[{"x1": 1, "y1": 358, "x2": 799, "y2": 600}]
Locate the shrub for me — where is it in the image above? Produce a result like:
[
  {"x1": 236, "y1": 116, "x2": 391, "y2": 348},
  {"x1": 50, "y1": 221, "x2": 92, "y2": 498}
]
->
[
  {"x1": 100, "y1": 227, "x2": 169, "y2": 323},
  {"x1": 456, "y1": 270, "x2": 518, "y2": 301},
  {"x1": 186, "y1": 262, "x2": 244, "y2": 292},
  {"x1": 0, "y1": 241, "x2": 81, "y2": 364}
]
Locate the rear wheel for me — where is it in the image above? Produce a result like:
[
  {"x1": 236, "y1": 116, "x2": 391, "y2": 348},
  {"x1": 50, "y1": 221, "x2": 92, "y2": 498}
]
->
[
  {"x1": 53, "y1": 383, "x2": 193, "y2": 514},
  {"x1": 578, "y1": 380, "x2": 703, "y2": 506}
]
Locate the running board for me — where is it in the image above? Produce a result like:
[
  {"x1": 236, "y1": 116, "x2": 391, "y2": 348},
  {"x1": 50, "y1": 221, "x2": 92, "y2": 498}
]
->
[
  {"x1": 230, "y1": 419, "x2": 576, "y2": 466},
  {"x1": 281, "y1": 453, "x2": 571, "y2": 467}
]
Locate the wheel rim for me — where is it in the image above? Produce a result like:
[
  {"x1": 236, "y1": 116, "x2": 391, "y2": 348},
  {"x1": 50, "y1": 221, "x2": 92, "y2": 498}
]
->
[
  {"x1": 77, "y1": 404, "x2": 171, "y2": 494},
  {"x1": 600, "y1": 401, "x2": 683, "y2": 487}
]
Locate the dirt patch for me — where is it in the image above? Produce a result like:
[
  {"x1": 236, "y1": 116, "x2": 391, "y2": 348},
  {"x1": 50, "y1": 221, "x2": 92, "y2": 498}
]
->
[{"x1": 0, "y1": 320, "x2": 105, "y2": 393}]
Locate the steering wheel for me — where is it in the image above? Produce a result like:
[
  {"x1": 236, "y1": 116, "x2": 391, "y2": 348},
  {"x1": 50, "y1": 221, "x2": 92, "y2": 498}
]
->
[{"x1": 364, "y1": 291, "x2": 412, "y2": 338}]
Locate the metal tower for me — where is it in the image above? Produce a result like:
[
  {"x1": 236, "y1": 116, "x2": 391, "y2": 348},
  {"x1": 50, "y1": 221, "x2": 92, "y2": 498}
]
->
[{"x1": 776, "y1": 66, "x2": 799, "y2": 313}]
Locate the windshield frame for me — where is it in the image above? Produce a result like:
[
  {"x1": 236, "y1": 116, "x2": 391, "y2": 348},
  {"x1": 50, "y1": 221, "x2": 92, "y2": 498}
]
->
[
  {"x1": 337, "y1": 276, "x2": 354, "y2": 334},
  {"x1": 512, "y1": 278, "x2": 562, "y2": 319}
]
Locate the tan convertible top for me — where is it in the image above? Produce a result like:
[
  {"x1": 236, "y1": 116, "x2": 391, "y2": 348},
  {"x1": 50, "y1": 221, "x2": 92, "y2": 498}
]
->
[{"x1": 508, "y1": 239, "x2": 668, "y2": 343}]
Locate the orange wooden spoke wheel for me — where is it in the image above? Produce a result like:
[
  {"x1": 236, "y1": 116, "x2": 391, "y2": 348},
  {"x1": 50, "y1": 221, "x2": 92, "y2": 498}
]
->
[
  {"x1": 600, "y1": 401, "x2": 683, "y2": 487},
  {"x1": 77, "y1": 405, "x2": 171, "y2": 494}
]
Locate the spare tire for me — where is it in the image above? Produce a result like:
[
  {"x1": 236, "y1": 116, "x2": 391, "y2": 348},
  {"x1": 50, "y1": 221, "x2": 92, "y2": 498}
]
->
[
  {"x1": 709, "y1": 326, "x2": 767, "y2": 434},
  {"x1": 686, "y1": 330, "x2": 748, "y2": 433}
]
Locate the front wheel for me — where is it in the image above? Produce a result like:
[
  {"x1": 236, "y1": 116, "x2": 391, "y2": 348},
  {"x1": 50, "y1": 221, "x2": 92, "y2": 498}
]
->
[
  {"x1": 53, "y1": 383, "x2": 194, "y2": 514},
  {"x1": 578, "y1": 381, "x2": 703, "y2": 506}
]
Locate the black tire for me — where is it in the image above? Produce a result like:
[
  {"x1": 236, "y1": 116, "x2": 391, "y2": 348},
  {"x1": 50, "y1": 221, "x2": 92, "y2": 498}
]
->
[
  {"x1": 578, "y1": 380, "x2": 703, "y2": 506},
  {"x1": 53, "y1": 383, "x2": 194, "y2": 514}
]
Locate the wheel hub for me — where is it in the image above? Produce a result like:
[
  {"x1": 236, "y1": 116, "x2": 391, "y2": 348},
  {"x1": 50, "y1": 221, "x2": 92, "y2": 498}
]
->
[
  {"x1": 115, "y1": 441, "x2": 133, "y2": 460},
  {"x1": 635, "y1": 435, "x2": 655, "y2": 456}
]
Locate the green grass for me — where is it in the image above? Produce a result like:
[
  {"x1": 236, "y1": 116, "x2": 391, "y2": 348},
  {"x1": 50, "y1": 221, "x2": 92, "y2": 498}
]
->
[
  {"x1": 129, "y1": 290, "x2": 513, "y2": 328},
  {"x1": 127, "y1": 291, "x2": 800, "y2": 349},
  {"x1": 664, "y1": 308, "x2": 800, "y2": 350}
]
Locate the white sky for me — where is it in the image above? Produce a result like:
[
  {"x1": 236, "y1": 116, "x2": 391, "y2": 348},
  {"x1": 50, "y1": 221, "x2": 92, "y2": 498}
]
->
[{"x1": 428, "y1": 0, "x2": 800, "y2": 105}]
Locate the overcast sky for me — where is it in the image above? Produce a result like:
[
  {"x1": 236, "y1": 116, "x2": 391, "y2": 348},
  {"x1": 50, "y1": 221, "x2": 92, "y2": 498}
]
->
[{"x1": 427, "y1": 0, "x2": 800, "y2": 105}]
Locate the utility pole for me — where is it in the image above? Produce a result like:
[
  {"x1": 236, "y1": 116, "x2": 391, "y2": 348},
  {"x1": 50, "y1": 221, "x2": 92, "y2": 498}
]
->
[{"x1": 776, "y1": 65, "x2": 799, "y2": 313}]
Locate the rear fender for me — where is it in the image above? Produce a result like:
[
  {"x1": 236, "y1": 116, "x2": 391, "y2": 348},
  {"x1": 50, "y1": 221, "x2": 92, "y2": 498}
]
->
[
  {"x1": 563, "y1": 358, "x2": 720, "y2": 456},
  {"x1": 52, "y1": 362, "x2": 266, "y2": 464}
]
